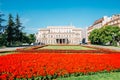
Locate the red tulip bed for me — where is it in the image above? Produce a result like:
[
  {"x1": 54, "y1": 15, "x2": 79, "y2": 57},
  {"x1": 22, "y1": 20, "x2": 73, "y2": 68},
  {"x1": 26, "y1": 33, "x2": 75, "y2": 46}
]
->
[{"x1": 0, "y1": 46, "x2": 120, "y2": 80}]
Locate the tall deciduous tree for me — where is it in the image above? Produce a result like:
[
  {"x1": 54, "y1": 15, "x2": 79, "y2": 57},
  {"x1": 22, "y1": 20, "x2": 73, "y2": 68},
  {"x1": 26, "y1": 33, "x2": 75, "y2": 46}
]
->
[
  {"x1": 112, "y1": 26, "x2": 120, "y2": 46},
  {"x1": 89, "y1": 25, "x2": 120, "y2": 46},
  {"x1": 89, "y1": 29, "x2": 101, "y2": 44}
]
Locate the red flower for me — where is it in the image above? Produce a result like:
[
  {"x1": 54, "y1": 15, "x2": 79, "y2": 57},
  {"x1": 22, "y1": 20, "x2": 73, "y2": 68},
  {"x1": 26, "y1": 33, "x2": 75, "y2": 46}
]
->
[{"x1": 0, "y1": 52, "x2": 120, "y2": 79}]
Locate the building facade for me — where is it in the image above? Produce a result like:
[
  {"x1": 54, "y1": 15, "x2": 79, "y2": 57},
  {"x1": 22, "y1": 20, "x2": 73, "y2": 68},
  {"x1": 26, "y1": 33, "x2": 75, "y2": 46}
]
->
[
  {"x1": 105, "y1": 14, "x2": 120, "y2": 27},
  {"x1": 36, "y1": 26, "x2": 82, "y2": 45}
]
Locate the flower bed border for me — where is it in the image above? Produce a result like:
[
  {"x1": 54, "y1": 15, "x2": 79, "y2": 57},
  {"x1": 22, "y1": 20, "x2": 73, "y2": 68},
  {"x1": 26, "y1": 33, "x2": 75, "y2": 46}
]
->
[{"x1": 16, "y1": 45, "x2": 120, "y2": 54}]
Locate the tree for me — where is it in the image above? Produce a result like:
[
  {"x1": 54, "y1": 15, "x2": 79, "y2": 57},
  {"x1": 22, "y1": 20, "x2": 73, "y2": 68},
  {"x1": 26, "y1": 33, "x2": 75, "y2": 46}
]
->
[
  {"x1": 15, "y1": 14, "x2": 24, "y2": 42},
  {"x1": 6, "y1": 14, "x2": 15, "y2": 46},
  {"x1": 100, "y1": 26, "x2": 120, "y2": 46},
  {"x1": 21, "y1": 33, "x2": 29, "y2": 44},
  {"x1": 112, "y1": 26, "x2": 120, "y2": 46},
  {"x1": 0, "y1": 12, "x2": 5, "y2": 34},
  {"x1": 20, "y1": 33, "x2": 35, "y2": 45},
  {"x1": 0, "y1": 33, "x2": 7, "y2": 46},
  {"x1": 0, "y1": 12, "x2": 6, "y2": 46},
  {"x1": 0, "y1": 13, "x2": 31, "y2": 46},
  {"x1": 89, "y1": 25, "x2": 120, "y2": 46},
  {"x1": 89, "y1": 29, "x2": 101, "y2": 44},
  {"x1": 99, "y1": 26, "x2": 113, "y2": 45},
  {"x1": 28, "y1": 34, "x2": 35, "y2": 45}
]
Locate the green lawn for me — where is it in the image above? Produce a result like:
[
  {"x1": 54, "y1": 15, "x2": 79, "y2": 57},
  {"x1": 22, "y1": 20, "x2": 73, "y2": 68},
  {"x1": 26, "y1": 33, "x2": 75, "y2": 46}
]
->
[
  {"x1": 0, "y1": 51, "x2": 17, "y2": 56},
  {"x1": 39, "y1": 45, "x2": 94, "y2": 50},
  {"x1": 118, "y1": 46, "x2": 120, "y2": 48},
  {"x1": 57, "y1": 72, "x2": 120, "y2": 80}
]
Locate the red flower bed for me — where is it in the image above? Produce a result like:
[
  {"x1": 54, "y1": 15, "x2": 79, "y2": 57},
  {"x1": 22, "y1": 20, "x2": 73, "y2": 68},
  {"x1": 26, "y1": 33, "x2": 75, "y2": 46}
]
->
[{"x1": 0, "y1": 53, "x2": 120, "y2": 79}]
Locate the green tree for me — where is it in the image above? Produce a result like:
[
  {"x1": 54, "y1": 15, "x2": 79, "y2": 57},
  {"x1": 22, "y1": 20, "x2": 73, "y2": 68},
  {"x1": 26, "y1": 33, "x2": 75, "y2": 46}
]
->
[
  {"x1": 21, "y1": 33, "x2": 35, "y2": 45},
  {"x1": 21, "y1": 33, "x2": 29, "y2": 44},
  {"x1": 15, "y1": 14, "x2": 24, "y2": 42},
  {"x1": 0, "y1": 12, "x2": 6, "y2": 46},
  {"x1": 89, "y1": 25, "x2": 120, "y2": 46},
  {"x1": 0, "y1": 12, "x2": 5, "y2": 34},
  {"x1": 0, "y1": 33, "x2": 7, "y2": 46},
  {"x1": 89, "y1": 29, "x2": 101, "y2": 44},
  {"x1": 28, "y1": 34, "x2": 35, "y2": 45},
  {"x1": 112, "y1": 26, "x2": 120, "y2": 46},
  {"x1": 6, "y1": 14, "x2": 15, "y2": 46},
  {"x1": 99, "y1": 26, "x2": 113, "y2": 45},
  {"x1": 100, "y1": 26, "x2": 120, "y2": 46}
]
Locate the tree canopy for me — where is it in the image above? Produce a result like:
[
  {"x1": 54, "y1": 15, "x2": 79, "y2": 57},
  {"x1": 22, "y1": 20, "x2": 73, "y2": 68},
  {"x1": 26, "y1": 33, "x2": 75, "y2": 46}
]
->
[
  {"x1": 0, "y1": 12, "x2": 5, "y2": 34},
  {"x1": 0, "y1": 13, "x2": 36, "y2": 47},
  {"x1": 89, "y1": 26, "x2": 120, "y2": 46}
]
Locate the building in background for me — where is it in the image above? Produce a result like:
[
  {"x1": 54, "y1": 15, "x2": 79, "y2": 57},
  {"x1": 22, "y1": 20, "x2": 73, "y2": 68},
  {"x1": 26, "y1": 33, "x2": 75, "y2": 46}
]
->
[
  {"x1": 87, "y1": 16, "x2": 111, "y2": 38},
  {"x1": 36, "y1": 26, "x2": 82, "y2": 45},
  {"x1": 87, "y1": 14, "x2": 120, "y2": 43},
  {"x1": 81, "y1": 27, "x2": 88, "y2": 44},
  {"x1": 105, "y1": 14, "x2": 120, "y2": 27}
]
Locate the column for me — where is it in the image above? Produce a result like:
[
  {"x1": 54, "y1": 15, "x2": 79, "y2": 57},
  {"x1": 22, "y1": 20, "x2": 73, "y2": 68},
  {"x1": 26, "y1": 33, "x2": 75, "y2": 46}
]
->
[
  {"x1": 65, "y1": 39, "x2": 66, "y2": 44},
  {"x1": 63, "y1": 39, "x2": 64, "y2": 44},
  {"x1": 65, "y1": 39, "x2": 67, "y2": 44},
  {"x1": 58, "y1": 39, "x2": 60, "y2": 44}
]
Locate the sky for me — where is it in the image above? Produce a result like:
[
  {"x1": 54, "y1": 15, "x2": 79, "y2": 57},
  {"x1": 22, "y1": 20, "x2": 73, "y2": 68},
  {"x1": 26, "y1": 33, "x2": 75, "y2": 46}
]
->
[{"x1": 0, "y1": 0, "x2": 120, "y2": 34}]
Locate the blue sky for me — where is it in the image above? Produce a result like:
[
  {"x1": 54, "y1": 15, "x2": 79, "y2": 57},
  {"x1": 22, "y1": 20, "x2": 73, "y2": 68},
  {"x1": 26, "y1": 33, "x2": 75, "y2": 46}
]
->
[{"x1": 0, "y1": 0, "x2": 120, "y2": 34}]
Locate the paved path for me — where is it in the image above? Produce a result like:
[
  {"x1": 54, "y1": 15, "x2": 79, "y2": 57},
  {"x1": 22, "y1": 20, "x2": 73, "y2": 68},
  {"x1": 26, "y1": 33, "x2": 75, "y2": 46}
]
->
[{"x1": 0, "y1": 47, "x2": 25, "y2": 52}]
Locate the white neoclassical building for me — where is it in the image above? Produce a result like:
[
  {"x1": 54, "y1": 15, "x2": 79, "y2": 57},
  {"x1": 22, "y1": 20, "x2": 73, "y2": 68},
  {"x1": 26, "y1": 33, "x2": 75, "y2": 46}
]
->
[{"x1": 36, "y1": 26, "x2": 82, "y2": 45}]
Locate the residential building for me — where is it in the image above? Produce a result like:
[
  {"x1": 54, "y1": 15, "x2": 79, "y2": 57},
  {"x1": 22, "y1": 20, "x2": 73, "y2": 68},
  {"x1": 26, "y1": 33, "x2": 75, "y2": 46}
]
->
[
  {"x1": 87, "y1": 16, "x2": 110, "y2": 38},
  {"x1": 106, "y1": 14, "x2": 120, "y2": 27}
]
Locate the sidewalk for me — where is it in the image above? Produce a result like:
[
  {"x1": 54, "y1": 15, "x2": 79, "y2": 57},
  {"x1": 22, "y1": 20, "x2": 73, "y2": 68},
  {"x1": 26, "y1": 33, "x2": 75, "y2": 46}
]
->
[{"x1": 0, "y1": 47, "x2": 25, "y2": 52}]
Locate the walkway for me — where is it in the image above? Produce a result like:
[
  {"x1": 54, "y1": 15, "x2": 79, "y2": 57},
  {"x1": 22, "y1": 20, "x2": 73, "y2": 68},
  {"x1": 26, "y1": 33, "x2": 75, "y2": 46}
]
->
[{"x1": 0, "y1": 47, "x2": 25, "y2": 52}]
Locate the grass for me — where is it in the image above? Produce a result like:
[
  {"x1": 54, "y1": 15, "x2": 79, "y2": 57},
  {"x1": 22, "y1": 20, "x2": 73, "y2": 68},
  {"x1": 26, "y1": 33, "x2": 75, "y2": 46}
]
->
[
  {"x1": 118, "y1": 46, "x2": 120, "y2": 48},
  {"x1": 0, "y1": 51, "x2": 17, "y2": 56},
  {"x1": 57, "y1": 72, "x2": 120, "y2": 80},
  {"x1": 39, "y1": 45, "x2": 94, "y2": 50}
]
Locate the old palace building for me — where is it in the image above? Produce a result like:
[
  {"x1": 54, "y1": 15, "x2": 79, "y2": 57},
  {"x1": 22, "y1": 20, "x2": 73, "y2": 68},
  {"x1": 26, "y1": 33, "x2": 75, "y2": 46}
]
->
[{"x1": 36, "y1": 26, "x2": 82, "y2": 45}]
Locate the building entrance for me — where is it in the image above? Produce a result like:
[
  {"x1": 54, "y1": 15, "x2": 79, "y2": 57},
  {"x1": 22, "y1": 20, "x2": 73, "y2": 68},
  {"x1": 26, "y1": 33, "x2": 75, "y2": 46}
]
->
[{"x1": 56, "y1": 39, "x2": 68, "y2": 44}]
